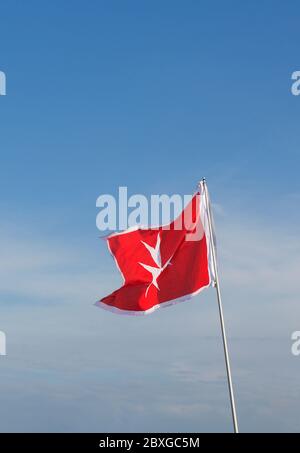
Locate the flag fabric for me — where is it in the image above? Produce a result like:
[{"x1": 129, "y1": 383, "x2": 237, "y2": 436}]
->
[{"x1": 96, "y1": 184, "x2": 214, "y2": 315}]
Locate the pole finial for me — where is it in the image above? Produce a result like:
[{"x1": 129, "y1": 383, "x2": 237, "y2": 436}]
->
[
  {"x1": 197, "y1": 178, "x2": 206, "y2": 191},
  {"x1": 197, "y1": 180, "x2": 202, "y2": 191}
]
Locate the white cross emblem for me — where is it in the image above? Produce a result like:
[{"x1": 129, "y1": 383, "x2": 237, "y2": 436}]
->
[{"x1": 139, "y1": 233, "x2": 172, "y2": 297}]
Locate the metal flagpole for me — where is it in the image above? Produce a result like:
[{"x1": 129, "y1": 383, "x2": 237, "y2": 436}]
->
[{"x1": 201, "y1": 178, "x2": 239, "y2": 434}]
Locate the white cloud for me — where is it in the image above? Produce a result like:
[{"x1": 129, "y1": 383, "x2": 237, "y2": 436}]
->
[
  {"x1": 0, "y1": 213, "x2": 300, "y2": 432},
  {"x1": 219, "y1": 221, "x2": 300, "y2": 295},
  {"x1": 0, "y1": 228, "x2": 113, "y2": 303}
]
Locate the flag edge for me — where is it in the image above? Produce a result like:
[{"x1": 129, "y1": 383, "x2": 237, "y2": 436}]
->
[{"x1": 94, "y1": 281, "x2": 212, "y2": 316}]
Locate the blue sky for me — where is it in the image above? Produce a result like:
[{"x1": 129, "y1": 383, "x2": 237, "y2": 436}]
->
[{"x1": 0, "y1": 0, "x2": 300, "y2": 432}]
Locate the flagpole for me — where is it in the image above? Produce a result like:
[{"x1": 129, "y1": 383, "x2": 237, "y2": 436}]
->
[{"x1": 201, "y1": 178, "x2": 239, "y2": 434}]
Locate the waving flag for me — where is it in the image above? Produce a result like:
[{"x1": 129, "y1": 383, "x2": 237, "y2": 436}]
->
[{"x1": 96, "y1": 184, "x2": 214, "y2": 315}]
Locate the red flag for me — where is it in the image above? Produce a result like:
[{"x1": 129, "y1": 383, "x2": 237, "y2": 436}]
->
[{"x1": 96, "y1": 188, "x2": 214, "y2": 315}]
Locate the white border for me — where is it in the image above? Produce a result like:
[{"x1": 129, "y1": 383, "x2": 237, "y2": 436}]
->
[{"x1": 95, "y1": 282, "x2": 211, "y2": 316}]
